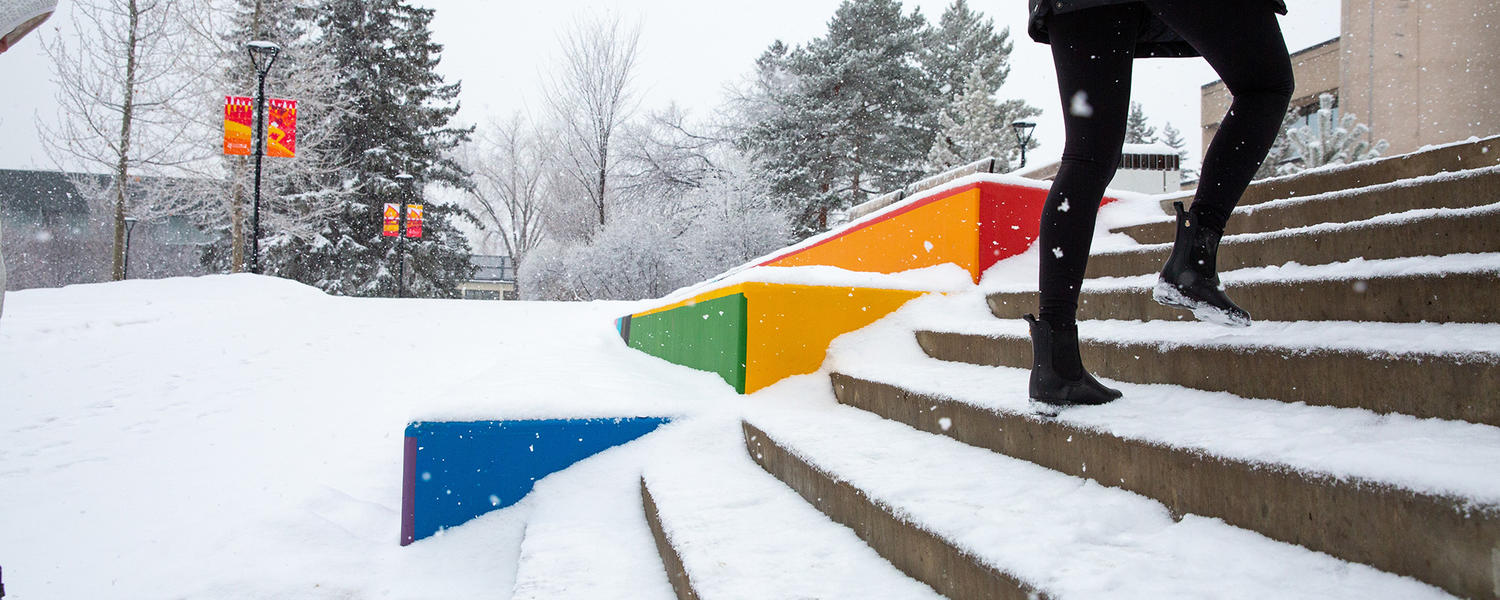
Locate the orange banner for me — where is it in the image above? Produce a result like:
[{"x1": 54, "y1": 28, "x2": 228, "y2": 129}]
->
[
  {"x1": 267, "y1": 98, "x2": 297, "y2": 158},
  {"x1": 223, "y1": 96, "x2": 253, "y2": 156},
  {"x1": 383, "y1": 204, "x2": 400, "y2": 237},
  {"x1": 406, "y1": 204, "x2": 424, "y2": 238}
]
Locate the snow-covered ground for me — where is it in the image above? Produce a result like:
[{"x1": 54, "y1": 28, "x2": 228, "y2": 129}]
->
[{"x1": 0, "y1": 275, "x2": 733, "y2": 598}]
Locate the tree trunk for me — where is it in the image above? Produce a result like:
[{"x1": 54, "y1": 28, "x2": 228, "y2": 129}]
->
[
  {"x1": 111, "y1": 0, "x2": 141, "y2": 281},
  {"x1": 1, "y1": 218, "x2": 7, "y2": 319},
  {"x1": 231, "y1": 180, "x2": 245, "y2": 272},
  {"x1": 596, "y1": 143, "x2": 608, "y2": 227}
]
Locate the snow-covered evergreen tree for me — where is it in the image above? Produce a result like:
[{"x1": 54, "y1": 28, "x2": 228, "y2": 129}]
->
[
  {"x1": 926, "y1": 64, "x2": 1040, "y2": 173},
  {"x1": 271, "y1": 0, "x2": 475, "y2": 298},
  {"x1": 1125, "y1": 102, "x2": 1157, "y2": 144},
  {"x1": 741, "y1": 0, "x2": 938, "y2": 237},
  {"x1": 1253, "y1": 108, "x2": 1302, "y2": 180},
  {"x1": 1160, "y1": 121, "x2": 1196, "y2": 180},
  {"x1": 1281, "y1": 93, "x2": 1388, "y2": 175},
  {"x1": 926, "y1": 0, "x2": 1010, "y2": 99}
]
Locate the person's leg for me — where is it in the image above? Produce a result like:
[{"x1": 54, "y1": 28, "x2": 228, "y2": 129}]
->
[
  {"x1": 1144, "y1": 0, "x2": 1294, "y2": 233},
  {"x1": 1037, "y1": 3, "x2": 1142, "y2": 334},
  {"x1": 1028, "y1": 4, "x2": 1139, "y2": 408}
]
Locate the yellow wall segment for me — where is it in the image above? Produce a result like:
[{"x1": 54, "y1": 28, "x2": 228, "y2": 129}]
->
[
  {"x1": 764, "y1": 188, "x2": 983, "y2": 282},
  {"x1": 741, "y1": 283, "x2": 926, "y2": 393}
]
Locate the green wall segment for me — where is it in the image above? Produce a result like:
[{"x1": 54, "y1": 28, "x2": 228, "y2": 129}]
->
[{"x1": 623, "y1": 293, "x2": 749, "y2": 393}]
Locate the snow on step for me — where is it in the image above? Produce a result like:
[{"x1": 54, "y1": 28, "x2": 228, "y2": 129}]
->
[
  {"x1": 982, "y1": 252, "x2": 1500, "y2": 294},
  {"x1": 921, "y1": 295, "x2": 1500, "y2": 362},
  {"x1": 510, "y1": 436, "x2": 676, "y2": 600},
  {"x1": 827, "y1": 293, "x2": 1500, "y2": 505},
  {"x1": 642, "y1": 418, "x2": 943, "y2": 600},
  {"x1": 1121, "y1": 200, "x2": 1500, "y2": 253},
  {"x1": 1127, "y1": 165, "x2": 1500, "y2": 229},
  {"x1": 742, "y1": 403, "x2": 1453, "y2": 600}
]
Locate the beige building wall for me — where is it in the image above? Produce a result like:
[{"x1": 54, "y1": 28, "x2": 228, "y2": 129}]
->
[
  {"x1": 1201, "y1": 38, "x2": 1341, "y2": 157},
  {"x1": 1341, "y1": 0, "x2": 1500, "y2": 155},
  {"x1": 1200, "y1": 0, "x2": 1500, "y2": 162}
]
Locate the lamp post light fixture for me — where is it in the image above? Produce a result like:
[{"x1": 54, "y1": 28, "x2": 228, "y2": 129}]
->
[
  {"x1": 1011, "y1": 121, "x2": 1037, "y2": 170},
  {"x1": 394, "y1": 172, "x2": 414, "y2": 299},
  {"x1": 122, "y1": 216, "x2": 138, "y2": 279},
  {"x1": 246, "y1": 40, "x2": 281, "y2": 275}
]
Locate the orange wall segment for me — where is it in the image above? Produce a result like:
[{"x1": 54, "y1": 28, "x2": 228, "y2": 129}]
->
[
  {"x1": 740, "y1": 283, "x2": 926, "y2": 393},
  {"x1": 762, "y1": 186, "x2": 985, "y2": 282}
]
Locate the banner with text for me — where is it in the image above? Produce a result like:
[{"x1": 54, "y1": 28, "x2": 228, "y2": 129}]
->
[
  {"x1": 223, "y1": 96, "x2": 253, "y2": 156},
  {"x1": 406, "y1": 205, "x2": 424, "y2": 238},
  {"x1": 383, "y1": 203, "x2": 400, "y2": 237}
]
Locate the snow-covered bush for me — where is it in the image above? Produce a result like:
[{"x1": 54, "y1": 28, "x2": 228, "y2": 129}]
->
[
  {"x1": 1281, "y1": 94, "x2": 1389, "y2": 175},
  {"x1": 519, "y1": 168, "x2": 790, "y2": 301}
]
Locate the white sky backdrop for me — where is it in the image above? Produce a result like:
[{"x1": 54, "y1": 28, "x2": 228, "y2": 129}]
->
[{"x1": 0, "y1": 0, "x2": 1342, "y2": 174}]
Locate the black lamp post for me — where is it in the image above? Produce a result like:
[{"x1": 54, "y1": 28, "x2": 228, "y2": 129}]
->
[
  {"x1": 1012, "y1": 121, "x2": 1037, "y2": 169},
  {"x1": 246, "y1": 40, "x2": 281, "y2": 275},
  {"x1": 394, "y1": 172, "x2": 414, "y2": 298},
  {"x1": 122, "y1": 216, "x2": 138, "y2": 279}
]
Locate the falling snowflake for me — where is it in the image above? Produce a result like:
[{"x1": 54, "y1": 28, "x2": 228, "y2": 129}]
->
[
  {"x1": 1070, "y1": 90, "x2": 1094, "y2": 117},
  {"x1": 1058, "y1": 200, "x2": 1071, "y2": 213},
  {"x1": 1052, "y1": 247, "x2": 1065, "y2": 259}
]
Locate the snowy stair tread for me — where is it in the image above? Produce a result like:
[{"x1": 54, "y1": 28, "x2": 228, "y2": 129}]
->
[
  {"x1": 918, "y1": 313, "x2": 1500, "y2": 425},
  {"x1": 1111, "y1": 165, "x2": 1500, "y2": 244},
  {"x1": 742, "y1": 406, "x2": 1457, "y2": 600},
  {"x1": 641, "y1": 419, "x2": 944, "y2": 600},
  {"x1": 510, "y1": 441, "x2": 677, "y2": 600},
  {"x1": 1084, "y1": 201, "x2": 1500, "y2": 279},
  {"x1": 1212, "y1": 134, "x2": 1500, "y2": 211},
  {"x1": 823, "y1": 333, "x2": 1500, "y2": 600},
  {"x1": 986, "y1": 253, "x2": 1500, "y2": 324}
]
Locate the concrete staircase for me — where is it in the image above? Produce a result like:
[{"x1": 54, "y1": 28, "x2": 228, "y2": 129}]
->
[{"x1": 643, "y1": 138, "x2": 1500, "y2": 599}]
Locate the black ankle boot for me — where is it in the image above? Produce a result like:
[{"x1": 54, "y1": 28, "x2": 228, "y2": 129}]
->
[
  {"x1": 1154, "y1": 201, "x2": 1252, "y2": 327},
  {"x1": 1024, "y1": 314, "x2": 1122, "y2": 408}
]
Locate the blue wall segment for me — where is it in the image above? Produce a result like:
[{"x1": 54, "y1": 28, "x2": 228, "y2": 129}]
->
[{"x1": 401, "y1": 418, "x2": 671, "y2": 545}]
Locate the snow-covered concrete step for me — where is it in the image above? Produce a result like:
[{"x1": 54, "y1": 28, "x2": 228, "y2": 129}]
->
[
  {"x1": 818, "y1": 335, "x2": 1500, "y2": 600},
  {"x1": 1084, "y1": 202, "x2": 1500, "y2": 279},
  {"x1": 640, "y1": 418, "x2": 944, "y2": 600},
  {"x1": 742, "y1": 406, "x2": 1461, "y2": 600},
  {"x1": 1115, "y1": 166, "x2": 1500, "y2": 245},
  {"x1": 987, "y1": 254, "x2": 1500, "y2": 324},
  {"x1": 914, "y1": 317, "x2": 1500, "y2": 426},
  {"x1": 1196, "y1": 135, "x2": 1500, "y2": 211},
  {"x1": 510, "y1": 437, "x2": 677, "y2": 600}
]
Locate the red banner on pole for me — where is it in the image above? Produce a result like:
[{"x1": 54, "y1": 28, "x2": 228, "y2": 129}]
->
[
  {"x1": 223, "y1": 96, "x2": 253, "y2": 156},
  {"x1": 266, "y1": 98, "x2": 297, "y2": 158},
  {"x1": 406, "y1": 204, "x2": 424, "y2": 238},
  {"x1": 383, "y1": 203, "x2": 400, "y2": 237}
]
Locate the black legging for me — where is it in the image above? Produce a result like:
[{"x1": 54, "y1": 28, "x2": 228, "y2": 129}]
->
[{"x1": 1038, "y1": 0, "x2": 1294, "y2": 328}]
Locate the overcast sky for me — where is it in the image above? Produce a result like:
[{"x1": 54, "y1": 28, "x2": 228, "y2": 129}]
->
[{"x1": 0, "y1": 0, "x2": 1342, "y2": 173}]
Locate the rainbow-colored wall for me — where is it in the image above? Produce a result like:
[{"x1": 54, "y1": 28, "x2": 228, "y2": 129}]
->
[
  {"x1": 759, "y1": 180, "x2": 1055, "y2": 282},
  {"x1": 621, "y1": 178, "x2": 1102, "y2": 394}
]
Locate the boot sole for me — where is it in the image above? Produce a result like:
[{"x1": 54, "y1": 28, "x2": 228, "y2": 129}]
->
[
  {"x1": 1153, "y1": 280, "x2": 1252, "y2": 328},
  {"x1": 1029, "y1": 399, "x2": 1066, "y2": 417}
]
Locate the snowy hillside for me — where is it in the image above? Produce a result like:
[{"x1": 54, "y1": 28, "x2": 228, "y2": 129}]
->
[{"x1": 0, "y1": 275, "x2": 730, "y2": 598}]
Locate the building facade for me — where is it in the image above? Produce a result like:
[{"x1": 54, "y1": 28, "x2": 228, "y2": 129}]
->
[
  {"x1": 458, "y1": 254, "x2": 518, "y2": 300},
  {"x1": 1202, "y1": 0, "x2": 1500, "y2": 158}
]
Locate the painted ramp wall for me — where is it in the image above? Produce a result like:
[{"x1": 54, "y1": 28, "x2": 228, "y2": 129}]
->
[
  {"x1": 401, "y1": 418, "x2": 671, "y2": 545},
  {"x1": 757, "y1": 180, "x2": 1070, "y2": 283},
  {"x1": 618, "y1": 283, "x2": 923, "y2": 393},
  {"x1": 621, "y1": 177, "x2": 1103, "y2": 394}
]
